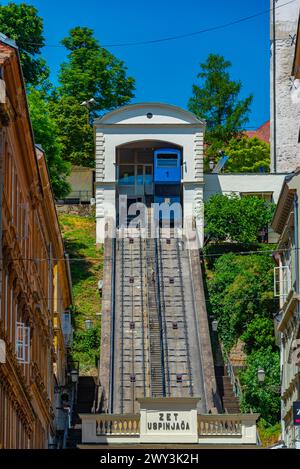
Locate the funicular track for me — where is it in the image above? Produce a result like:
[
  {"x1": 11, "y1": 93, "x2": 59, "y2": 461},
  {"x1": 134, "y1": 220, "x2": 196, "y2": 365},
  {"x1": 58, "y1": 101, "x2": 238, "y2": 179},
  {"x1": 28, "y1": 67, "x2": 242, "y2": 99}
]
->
[
  {"x1": 112, "y1": 220, "x2": 206, "y2": 413},
  {"x1": 114, "y1": 228, "x2": 149, "y2": 414},
  {"x1": 146, "y1": 236, "x2": 166, "y2": 398},
  {"x1": 155, "y1": 228, "x2": 193, "y2": 397}
]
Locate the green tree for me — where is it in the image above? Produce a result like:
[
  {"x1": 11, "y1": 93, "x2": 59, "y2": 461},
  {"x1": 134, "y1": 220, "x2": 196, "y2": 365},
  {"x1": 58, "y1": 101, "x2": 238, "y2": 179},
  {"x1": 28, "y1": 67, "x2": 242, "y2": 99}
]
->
[
  {"x1": 207, "y1": 253, "x2": 275, "y2": 350},
  {"x1": 50, "y1": 96, "x2": 94, "y2": 167},
  {"x1": 72, "y1": 326, "x2": 101, "y2": 371},
  {"x1": 188, "y1": 54, "x2": 252, "y2": 159},
  {"x1": 204, "y1": 194, "x2": 275, "y2": 243},
  {"x1": 27, "y1": 88, "x2": 71, "y2": 198},
  {"x1": 224, "y1": 136, "x2": 270, "y2": 173},
  {"x1": 0, "y1": 2, "x2": 49, "y2": 86},
  {"x1": 241, "y1": 317, "x2": 276, "y2": 354},
  {"x1": 239, "y1": 348, "x2": 280, "y2": 425},
  {"x1": 53, "y1": 26, "x2": 135, "y2": 166}
]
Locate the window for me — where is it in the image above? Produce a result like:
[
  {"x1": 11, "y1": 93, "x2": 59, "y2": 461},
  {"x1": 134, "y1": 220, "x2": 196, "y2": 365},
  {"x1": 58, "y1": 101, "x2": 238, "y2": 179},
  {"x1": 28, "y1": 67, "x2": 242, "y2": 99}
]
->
[
  {"x1": 16, "y1": 202, "x2": 29, "y2": 241},
  {"x1": 118, "y1": 165, "x2": 135, "y2": 185},
  {"x1": 62, "y1": 312, "x2": 73, "y2": 347},
  {"x1": 16, "y1": 322, "x2": 30, "y2": 364},
  {"x1": 241, "y1": 192, "x2": 273, "y2": 202},
  {"x1": 155, "y1": 184, "x2": 180, "y2": 197},
  {"x1": 145, "y1": 166, "x2": 153, "y2": 185},
  {"x1": 136, "y1": 165, "x2": 143, "y2": 185},
  {"x1": 156, "y1": 154, "x2": 178, "y2": 167},
  {"x1": 274, "y1": 266, "x2": 292, "y2": 300}
]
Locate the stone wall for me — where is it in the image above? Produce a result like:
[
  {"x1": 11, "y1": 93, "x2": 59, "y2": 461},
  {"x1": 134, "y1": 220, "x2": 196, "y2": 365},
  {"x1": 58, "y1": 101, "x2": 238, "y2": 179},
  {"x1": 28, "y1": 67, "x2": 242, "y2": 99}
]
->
[
  {"x1": 56, "y1": 203, "x2": 95, "y2": 217},
  {"x1": 270, "y1": 0, "x2": 300, "y2": 172}
]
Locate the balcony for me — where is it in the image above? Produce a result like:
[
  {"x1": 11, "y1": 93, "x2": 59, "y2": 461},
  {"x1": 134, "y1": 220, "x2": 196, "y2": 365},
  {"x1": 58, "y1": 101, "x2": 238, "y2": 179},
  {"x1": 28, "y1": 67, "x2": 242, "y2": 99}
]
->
[{"x1": 79, "y1": 406, "x2": 259, "y2": 447}]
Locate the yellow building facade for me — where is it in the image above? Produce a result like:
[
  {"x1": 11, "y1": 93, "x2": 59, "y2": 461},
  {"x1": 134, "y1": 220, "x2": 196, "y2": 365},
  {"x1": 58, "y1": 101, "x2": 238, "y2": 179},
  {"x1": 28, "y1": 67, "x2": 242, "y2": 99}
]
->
[{"x1": 0, "y1": 36, "x2": 73, "y2": 448}]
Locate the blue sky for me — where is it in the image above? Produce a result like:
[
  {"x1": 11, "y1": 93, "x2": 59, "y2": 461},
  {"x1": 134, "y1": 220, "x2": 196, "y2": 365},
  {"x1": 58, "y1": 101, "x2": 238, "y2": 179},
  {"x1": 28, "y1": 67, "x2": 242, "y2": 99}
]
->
[{"x1": 1, "y1": 0, "x2": 270, "y2": 128}]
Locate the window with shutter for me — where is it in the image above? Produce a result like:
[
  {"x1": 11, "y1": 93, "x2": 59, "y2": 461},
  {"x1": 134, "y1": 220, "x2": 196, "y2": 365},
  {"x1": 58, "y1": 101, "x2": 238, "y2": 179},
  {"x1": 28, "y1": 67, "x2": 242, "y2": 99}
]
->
[{"x1": 16, "y1": 322, "x2": 30, "y2": 364}]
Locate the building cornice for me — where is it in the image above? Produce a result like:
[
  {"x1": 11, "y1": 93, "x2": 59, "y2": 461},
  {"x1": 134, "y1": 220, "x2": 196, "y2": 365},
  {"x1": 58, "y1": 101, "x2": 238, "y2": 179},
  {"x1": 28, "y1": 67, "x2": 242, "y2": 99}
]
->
[
  {"x1": 94, "y1": 102, "x2": 205, "y2": 126},
  {"x1": 278, "y1": 292, "x2": 300, "y2": 332},
  {"x1": 95, "y1": 123, "x2": 204, "y2": 130}
]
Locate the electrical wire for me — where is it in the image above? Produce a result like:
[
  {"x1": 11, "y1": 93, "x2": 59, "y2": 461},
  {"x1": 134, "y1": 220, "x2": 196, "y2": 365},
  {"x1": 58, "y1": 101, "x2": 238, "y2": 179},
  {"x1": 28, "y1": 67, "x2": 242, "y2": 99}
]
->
[
  {"x1": 2, "y1": 244, "x2": 298, "y2": 261},
  {"x1": 15, "y1": 0, "x2": 297, "y2": 49}
]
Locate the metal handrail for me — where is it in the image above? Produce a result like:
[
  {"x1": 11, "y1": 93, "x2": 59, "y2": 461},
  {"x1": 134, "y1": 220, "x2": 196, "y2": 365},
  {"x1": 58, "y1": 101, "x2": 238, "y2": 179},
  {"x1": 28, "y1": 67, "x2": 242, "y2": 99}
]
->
[{"x1": 225, "y1": 357, "x2": 243, "y2": 400}]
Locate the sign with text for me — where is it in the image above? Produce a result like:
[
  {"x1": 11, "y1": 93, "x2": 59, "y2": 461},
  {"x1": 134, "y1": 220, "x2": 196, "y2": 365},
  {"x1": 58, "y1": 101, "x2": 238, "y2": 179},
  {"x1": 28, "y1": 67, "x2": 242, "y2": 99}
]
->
[
  {"x1": 139, "y1": 398, "x2": 199, "y2": 443},
  {"x1": 293, "y1": 401, "x2": 300, "y2": 426}
]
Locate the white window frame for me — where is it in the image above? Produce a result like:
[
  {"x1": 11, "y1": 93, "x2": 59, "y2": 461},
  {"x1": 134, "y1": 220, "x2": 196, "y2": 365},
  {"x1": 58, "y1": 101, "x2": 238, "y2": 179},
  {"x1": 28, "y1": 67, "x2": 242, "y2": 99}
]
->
[
  {"x1": 16, "y1": 321, "x2": 30, "y2": 364},
  {"x1": 274, "y1": 265, "x2": 291, "y2": 299}
]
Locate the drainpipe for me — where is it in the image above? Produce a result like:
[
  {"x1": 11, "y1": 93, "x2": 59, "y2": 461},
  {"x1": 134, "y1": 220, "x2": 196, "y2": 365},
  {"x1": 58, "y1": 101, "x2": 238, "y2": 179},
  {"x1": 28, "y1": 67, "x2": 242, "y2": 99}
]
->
[
  {"x1": 0, "y1": 128, "x2": 4, "y2": 319},
  {"x1": 294, "y1": 194, "x2": 299, "y2": 294},
  {"x1": 0, "y1": 72, "x2": 7, "y2": 346},
  {"x1": 272, "y1": 0, "x2": 277, "y2": 173},
  {"x1": 294, "y1": 193, "x2": 300, "y2": 448}
]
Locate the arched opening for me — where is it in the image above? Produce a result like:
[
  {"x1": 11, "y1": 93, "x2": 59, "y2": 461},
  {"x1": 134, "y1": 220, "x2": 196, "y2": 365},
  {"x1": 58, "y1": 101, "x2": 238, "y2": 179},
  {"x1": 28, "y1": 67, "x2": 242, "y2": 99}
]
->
[{"x1": 116, "y1": 140, "x2": 183, "y2": 226}]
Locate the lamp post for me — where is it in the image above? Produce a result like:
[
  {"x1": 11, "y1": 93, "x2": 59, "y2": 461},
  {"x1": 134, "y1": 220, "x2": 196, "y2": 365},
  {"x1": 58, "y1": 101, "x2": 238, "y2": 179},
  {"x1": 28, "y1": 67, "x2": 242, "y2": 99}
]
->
[
  {"x1": 70, "y1": 368, "x2": 79, "y2": 384},
  {"x1": 257, "y1": 368, "x2": 266, "y2": 383},
  {"x1": 257, "y1": 367, "x2": 280, "y2": 393},
  {"x1": 80, "y1": 98, "x2": 96, "y2": 125},
  {"x1": 84, "y1": 319, "x2": 93, "y2": 330},
  {"x1": 212, "y1": 319, "x2": 218, "y2": 332},
  {"x1": 209, "y1": 159, "x2": 214, "y2": 172}
]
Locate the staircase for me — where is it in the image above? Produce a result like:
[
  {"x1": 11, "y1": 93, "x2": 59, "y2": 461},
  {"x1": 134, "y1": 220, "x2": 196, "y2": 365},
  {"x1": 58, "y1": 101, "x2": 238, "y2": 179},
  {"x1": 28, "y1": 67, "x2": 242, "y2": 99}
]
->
[
  {"x1": 66, "y1": 376, "x2": 96, "y2": 448},
  {"x1": 147, "y1": 237, "x2": 165, "y2": 397},
  {"x1": 215, "y1": 366, "x2": 240, "y2": 414}
]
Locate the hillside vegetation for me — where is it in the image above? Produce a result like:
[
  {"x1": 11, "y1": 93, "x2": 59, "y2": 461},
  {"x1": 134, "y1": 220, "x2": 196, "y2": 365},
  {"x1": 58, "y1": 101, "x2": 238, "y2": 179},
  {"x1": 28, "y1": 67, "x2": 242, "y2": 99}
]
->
[
  {"x1": 59, "y1": 212, "x2": 103, "y2": 374},
  {"x1": 204, "y1": 194, "x2": 280, "y2": 444}
]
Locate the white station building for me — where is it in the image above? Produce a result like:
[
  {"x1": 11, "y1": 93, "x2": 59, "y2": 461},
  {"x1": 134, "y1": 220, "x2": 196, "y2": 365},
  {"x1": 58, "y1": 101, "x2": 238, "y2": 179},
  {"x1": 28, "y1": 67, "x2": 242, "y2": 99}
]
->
[
  {"x1": 94, "y1": 102, "x2": 206, "y2": 244},
  {"x1": 94, "y1": 102, "x2": 287, "y2": 245}
]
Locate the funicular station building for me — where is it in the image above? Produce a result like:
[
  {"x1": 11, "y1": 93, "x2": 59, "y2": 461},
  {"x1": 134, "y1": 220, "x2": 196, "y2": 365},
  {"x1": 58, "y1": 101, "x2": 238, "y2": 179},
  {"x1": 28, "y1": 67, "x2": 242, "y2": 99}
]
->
[
  {"x1": 75, "y1": 103, "x2": 264, "y2": 449},
  {"x1": 94, "y1": 103, "x2": 205, "y2": 244}
]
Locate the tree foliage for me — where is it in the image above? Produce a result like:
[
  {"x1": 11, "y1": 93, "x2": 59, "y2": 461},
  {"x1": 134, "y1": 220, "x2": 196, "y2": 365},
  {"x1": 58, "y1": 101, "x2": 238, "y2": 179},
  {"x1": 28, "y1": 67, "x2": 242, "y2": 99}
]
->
[
  {"x1": 52, "y1": 26, "x2": 135, "y2": 167},
  {"x1": 0, "y1": 2, "x2": 49, "y2": 86},
  {"x1": 241, "y1": 317, "x2": 276, "y2": 354},
  {"x1": 239, "y1": 348, "x2": 280, "y2": 425},
  {"x1": 72, "y1": 325, "x2": 101, "y2": 370},
  {"x1": 224, "y1": 136, "x2": 270, "y2": 173},
  {"x1": 207, "y1": 252, "x2": 275, "y2": 350},
  {"x1": 204, "y1": 194, "x2": 275, "y2": 243},
  {"x1": 58, "y1": 26, "x2": 135, "y2": 111},
  {"x1": 50, "y1": 95, "x2": 94, "y2": 167},
  {"x1": 188, "y1": 54, "x2": 252, "y2": 158},
  {"x1": 27, "y1": 88, "x2": 71, "y2": 198}
]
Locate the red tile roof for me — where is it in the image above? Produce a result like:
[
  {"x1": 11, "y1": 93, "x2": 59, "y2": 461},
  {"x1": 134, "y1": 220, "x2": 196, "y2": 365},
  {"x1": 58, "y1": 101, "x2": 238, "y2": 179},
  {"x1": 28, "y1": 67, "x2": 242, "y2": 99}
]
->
[{"x1": 245, "y1": 120, "x2": 270, "y2": 143}]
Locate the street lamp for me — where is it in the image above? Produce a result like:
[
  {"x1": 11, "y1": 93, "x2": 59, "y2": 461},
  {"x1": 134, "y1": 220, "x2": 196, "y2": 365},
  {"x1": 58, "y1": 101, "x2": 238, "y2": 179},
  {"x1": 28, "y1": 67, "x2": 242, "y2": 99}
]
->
[
  {"x1": 212, "y1": 319, "x2": 218, "y2": 332},
  {"x1": 257, "y1": 368, "x2": 266, "y2": 383},
  {"x1": 70, "y1": 368, "x2": 79, "y2": 384},
  {"x1": 257, "y1": 368, "x2": 281, "y2": 393},
  {"x1": 80, "y1": 98, "x2": 96, "y2": 125},
  {"x1": 80, "y1": 98, "x2": 96, "y2": 108},
  {"x1": 84, "y1": 319, "x2": 93, "y2": 330},
  {"x1": 209, "y1": 159, "x2": 214, "y2": 171}
]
